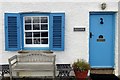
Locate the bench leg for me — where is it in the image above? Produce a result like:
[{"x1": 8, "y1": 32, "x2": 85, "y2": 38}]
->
[
  {"x1": 10, "y1": 77, "x2": 12, "y2": 80},
  {"x1": 53, "y1": 69, "x2": 56, "y2": 80},
  {"x1": 9, "y1": 70, "x2": 12, "y2": 80},
  {"x1": 10, "y1": 74, "x2": 12, "y2": 80},
  {"x1": 16, "y1": 72, "x2": 19, "y2": 76}
]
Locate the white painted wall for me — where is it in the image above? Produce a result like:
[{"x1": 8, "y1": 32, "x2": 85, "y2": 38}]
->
[
  {"x1": 0, "y1": 0, "x2": 119, "y2": 2},
  {"x1": 0, "y1": 1, "x2": 119, "y2": 76}
]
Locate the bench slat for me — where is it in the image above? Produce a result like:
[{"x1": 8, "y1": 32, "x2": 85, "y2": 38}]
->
[{"x1": 13, "y1": 65, "x2": 54, "y2": 71}]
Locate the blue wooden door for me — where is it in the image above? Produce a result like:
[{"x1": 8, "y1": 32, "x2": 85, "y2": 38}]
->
[{"x1": 89, "y1": 13, "x2": 115, "y2": 68}]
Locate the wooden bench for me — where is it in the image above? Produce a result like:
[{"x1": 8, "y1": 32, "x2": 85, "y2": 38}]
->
[{"x1": 8, "y1": 53, "x2": 56, "y2": 80}]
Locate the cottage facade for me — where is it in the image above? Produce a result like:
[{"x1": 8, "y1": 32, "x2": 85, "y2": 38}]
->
[{"x1": 0, "y1": 0, "x2": 120, "y2": 76}]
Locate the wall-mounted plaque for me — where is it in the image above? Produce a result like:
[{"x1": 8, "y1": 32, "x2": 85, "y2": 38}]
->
[
  {"x1": 74, "y1": 28, "x2": 85, "y2": 32},
  {"x1": 97, "y1": 38, "x2": 105, "y2": 42}
]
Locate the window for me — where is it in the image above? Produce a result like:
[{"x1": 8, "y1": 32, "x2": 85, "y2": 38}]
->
[
  {"x1": 24, "y1": 16, "x2": 49, "y2": 47},
  {"x1": 5, "y1": 13, "x2": 65, "y2": 51}
]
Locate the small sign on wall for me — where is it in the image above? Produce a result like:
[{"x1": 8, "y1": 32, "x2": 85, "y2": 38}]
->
[{"x1": 73, "y1": 26, "x2": 86, "y2": 32}]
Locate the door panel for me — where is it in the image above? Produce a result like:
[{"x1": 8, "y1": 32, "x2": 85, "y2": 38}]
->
[{"x1": 89, "y1": 13, "x2": 115, "y2": 68}]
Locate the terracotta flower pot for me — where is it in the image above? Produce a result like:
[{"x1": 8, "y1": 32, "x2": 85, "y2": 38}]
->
[{"x1": 74, "y1": 70, "x2": 88, "y2": 80}]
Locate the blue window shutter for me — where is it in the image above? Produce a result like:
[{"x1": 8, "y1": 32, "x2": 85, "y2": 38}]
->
[
  {"x1": 5, "y1": 13, "x2": 21, "y2": 51},
  {"x1": 50, "y1": 13, "x2": 65, "y2": 51}
]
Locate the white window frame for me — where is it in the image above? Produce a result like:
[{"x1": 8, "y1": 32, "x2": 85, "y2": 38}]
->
[{"x1": 23, "y1": 16, "x2": 49, "y2": 48}]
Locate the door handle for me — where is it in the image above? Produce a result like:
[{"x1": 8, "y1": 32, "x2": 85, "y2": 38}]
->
[{"x1": 90, "y1": 32, "x2": 94, "y2": 38}]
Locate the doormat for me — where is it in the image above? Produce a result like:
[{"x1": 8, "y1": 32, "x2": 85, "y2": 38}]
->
[{"x1": 90, "y1": 74, "x2": 119, "y2": 80}]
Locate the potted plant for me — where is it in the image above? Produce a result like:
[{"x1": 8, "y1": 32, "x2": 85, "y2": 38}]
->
[{"x1": 72, "y1": 59, "x2": 90, "y2": 80}]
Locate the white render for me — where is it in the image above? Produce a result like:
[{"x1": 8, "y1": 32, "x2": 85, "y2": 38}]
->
[{"x1": 0, "y1": 1, "x2": 119, "y2": 76}]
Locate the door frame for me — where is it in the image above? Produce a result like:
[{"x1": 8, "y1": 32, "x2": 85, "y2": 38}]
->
[{"x1": 89, "y1": 12, "x2": 116, "y2": 68}]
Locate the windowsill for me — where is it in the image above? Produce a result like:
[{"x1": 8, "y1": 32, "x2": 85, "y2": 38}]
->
[{"x1": 23, "y1": 47, "x2": 49, "y2": 50}]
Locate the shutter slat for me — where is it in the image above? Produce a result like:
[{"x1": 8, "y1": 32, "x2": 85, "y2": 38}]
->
[
  {"x1": 5, "y1": 13, "x2": 21, "y2": 51},
  {"x1": 50, "y1": 13, "x2": 65, "y2": 51}
]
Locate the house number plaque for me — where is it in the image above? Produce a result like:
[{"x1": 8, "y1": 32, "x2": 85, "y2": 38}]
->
[{"x1": 74, "y1": 28, "x2": 85, "y2": 32}]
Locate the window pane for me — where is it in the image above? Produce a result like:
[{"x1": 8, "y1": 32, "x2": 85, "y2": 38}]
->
[
  {"x1": 26, "y1": 39, "x2": 32, "y2": 44},
  {"x1": 33, "y1": 24, "x2": 40, "y2": 30},
  {"x1": 33, "y1": 32, "x2": 40, "y2": 37},
  {"x1": 33, "y1": 17, "x2": 39, "y2": 23},
  {"x1": 41, "y1": 24, "x2": 48, "y2": 30},
  {"x1": 41, "y1": 38, "x2": 48, "y2": 44},
  {"x1": 25, "y1": 17, "x2": 31, "y2": 23},
  {"x1": 34, "y1": 38, "x2": 40, "y2": 44},
  {"x1": 41, "y1": 32, "x2": 48, "y2": 37},
  {"x1": 41, "y1": 17, "x2": 48, "y2": 23},
  {"x1": 24, "y1": 16, "x2": 49, "y2": 47},
  {"x1": 25, "y1": 24, "x2": 32, "y2": 30},
  {"x1": 25, "y1": 32, "x2": 32, "y2": 37}
]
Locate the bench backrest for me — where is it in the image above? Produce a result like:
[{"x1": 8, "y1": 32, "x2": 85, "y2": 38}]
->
[{"x1": 17, "y1": 53, "x2": 55, "y2": 63}]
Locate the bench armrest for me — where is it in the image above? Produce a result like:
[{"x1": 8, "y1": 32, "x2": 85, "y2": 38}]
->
[
  {"x1": 8, "y1": 55, "x2": 17, "y2": 67},
  {"x1": 9, "y1": 55, "x2": 17, "y2": 62},
  {"x1": 8, "y1": 55, "x2": 17, "y2": 77}
]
